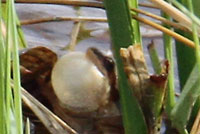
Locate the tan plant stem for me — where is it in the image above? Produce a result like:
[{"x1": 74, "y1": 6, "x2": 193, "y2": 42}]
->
[
  {"x1": 68, "y1": 21, "x2": 81, "y2": 51},
  {"x1": 139, "y1": 3, "x2": 159, "y2": 9},
  {"x1": 2, "y1": 0, "x2": 104, "y2": 8},
  {"x1": 132, "y1": 15, "x2": 195, "y2": 48},
  {"x1": 21, "y1": 16, "x2": 107, "y2": 25},
  {"x1": 21, "y1": 9, "x2": 188, "y2": 34},
  {"x1": 190, "y1": 109, "x2": 200, "y2": 134},
  {"x1": 19, "y1": 84, "x2": 79, "y2": 134},
  {"x1": 131, "y1": 8, "x2": 189, "y2": 32},
  {"x1": 2, "y1": 0, "x2": 158, "y2": 9},
  {"x1": 149, "y1": 0, "x2": 192, "y2": 30},
  {"x1": 4, "y1": 0, "x2": 194, "y2": 48},
  {"x1": 20, "y1": 16, "x2": 162, "y2": 38}
]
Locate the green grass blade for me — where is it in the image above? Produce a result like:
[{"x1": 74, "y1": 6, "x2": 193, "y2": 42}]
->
[
  {"x1": 8, "y1": 0, "x2": 23, "y2": 133},
  {"x1": 129, "y1": 0, "x2": 141, "y2": 44},
  {"x1": 147, "y1": 41, "x2": 162, "y2": 74},
  {"x1": 16, "y1": 15, "x2": 27, "y2": 48},
  {"x1": 162, "y1": 12, "x2": 175, "y2": 116},
  {"x1": 193, "y1": 0, "x2": 200, "y2": 17},
  {"x1": 5, "y1": 0, "x2": 23, "y2": 133},
  {"x1": 0, "y1": 1, "x2": 6, "y2": 133},
  {"x1": 103, "y1": 0, "x2": 147, "y2": 134},
  {"x1": 1, "y1": 0, "x2": 24, "y2": 133},
  {"x1": 147, "y1": 42, "x2": 169, "y2": 133},
  {"x1": 186, "y1": 0, "x2": 200, "y2": 74},
  {"x1": 185, "y1": 0, "x2": 200, "y2": 131},
  {"x1": 175, "y1": 37, "x2": 195, "y2": 88},
  {"x1": 175, "y1": 0, "x2": 195, "y2": 89},
  {"x1": 1, "y1": 4, "x2": 26, "y2": 49},
  {"x1": 171, "y1": 64, "x2": 200, "y2": 134},
  {"x1": 5, "y1": 0, "x2": 13, "y2": 132}
]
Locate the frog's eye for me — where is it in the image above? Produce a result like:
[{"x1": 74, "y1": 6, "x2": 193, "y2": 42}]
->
[{"x1": 51, "y1": 51, "x2": 110, "y2": 116}]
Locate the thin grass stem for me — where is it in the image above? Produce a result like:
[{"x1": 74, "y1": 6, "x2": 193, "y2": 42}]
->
[
  {"x1": 0, "y1": 1, "x2": 6, "y2": 133},
  {"x1": 129, "y1": 0, "x2": 141, "y2": 44},
  {"x1": 149, "y1": 0, "x2": 192, "y2": 29},
  {"x1": 68, "y1": 21, "x2": 81, "y2": 51},
  {"x1": 168, "y1": 0, "x2": 200, "y2": 28},
  {"x1": 16, "y1": 16, "x2": 27, "y2": 48},
  {"x1": 21, "y1": 16, "x2": 107, "y2": 25},
  {"x1": 5, "y1": 0, "x2": 12, "y2": 132},
  {"x1": 132, "y1": 14, "x2": 195, "y2": 48},
  {"x1": 162, "y1": 11, "x2": 175, "y2": 116},
  {"x1": 186, "y1": 0, "x2": 200, "y2": 69},
  {"x1": 147, "y1": 41, "x2": 162, "y2": 74},
  {"x1": 25, "y1": 118, "x2": 30, "y2": 134},
  {"x1": 131, "y1": 8, "x2": 189, "y2": 32},
  {"x1": 2, "y1": 0, "x2": 159, "y2": 9},
  {"x1": 190, "y1": 109, "x2": 200, "y2": 134}
]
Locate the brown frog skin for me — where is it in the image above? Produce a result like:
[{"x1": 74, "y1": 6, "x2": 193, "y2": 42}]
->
[{"x1": 20, "y1": 46, "x2": 122, "y2": 134}]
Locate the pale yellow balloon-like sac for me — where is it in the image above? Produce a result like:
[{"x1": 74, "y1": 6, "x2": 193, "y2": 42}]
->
[{"x1": 51, "y1": 52, "x2": 110, "y2": 114}]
